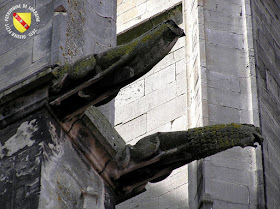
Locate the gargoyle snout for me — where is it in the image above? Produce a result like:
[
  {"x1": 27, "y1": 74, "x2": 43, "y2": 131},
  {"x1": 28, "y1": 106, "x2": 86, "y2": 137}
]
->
[
  {"x1": 253, "y1": 127, "x2": 263, "y2": 145},
  {"x1": 239, "y1": 124, "x2": 263, "y2": 147},
  {"x1": 180, "y1": 31, "x2": 186, "y2": 37},
  {"x1": 165, "y1": 20, "x2": 185, "y2": 37}
]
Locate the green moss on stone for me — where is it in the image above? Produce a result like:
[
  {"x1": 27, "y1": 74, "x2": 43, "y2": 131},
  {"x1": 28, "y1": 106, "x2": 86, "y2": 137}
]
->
[
  {"x1": 52, "y1": 64, "x2": 71, "y2": 79},
  {"x1": 69, "y1": 56, "x2": 96, "y2": 79}
]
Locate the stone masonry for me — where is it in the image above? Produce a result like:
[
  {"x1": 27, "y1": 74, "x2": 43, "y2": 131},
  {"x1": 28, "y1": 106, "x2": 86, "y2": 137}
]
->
[
  {"x1": 0, "y1": 0, "x2": 118, "y2": 208},
  {"x1": 115, "y1": 0, "x2": 280, "y2": 209},
  {"x1": 185, "y1": 0, "x2": 263, "y2": 208},
  {"x1": 0, "y1": 0, "x2": 116, "y2": 122},
  {"x1": 1, "y1": 0, "x2": 280, "y2": 208},
  {"x1": 0, "y1": 108, "x2": 116, "y2": 209},
  {"x1": 251, "y1": 0, "x2": 280, "y2": 208},
  {"x1": 115, "y1": 1, "x2": 188, "y2": 209}
]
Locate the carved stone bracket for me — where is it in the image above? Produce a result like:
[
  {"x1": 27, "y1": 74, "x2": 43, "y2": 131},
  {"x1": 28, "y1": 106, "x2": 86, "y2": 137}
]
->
[
  {"x1": 58, "y1": 107, "x2": 262, "y2": 202},
  {"x1": 48, "y1": 20, "x2": 185, "y2": 121},
  {"x1": 111, "y1": 123, "x2": 262, "y2": 201}
]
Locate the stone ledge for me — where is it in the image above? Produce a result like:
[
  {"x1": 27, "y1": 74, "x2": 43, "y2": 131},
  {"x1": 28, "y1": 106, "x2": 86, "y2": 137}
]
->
[{"x1": 117, "y1": 3, "x2": 182, "y2": 45}]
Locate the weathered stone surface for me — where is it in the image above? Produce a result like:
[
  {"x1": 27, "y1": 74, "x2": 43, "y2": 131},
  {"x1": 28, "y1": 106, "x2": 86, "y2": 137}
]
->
[
  {"x1": 0, "y1": 109, "x2": 116, "y2": 209},
  {"x1": 251, "y1": 0, "x2": 280, "y2": 207},
  {"x1": 146, "y1": 95, "x2": 186, "y2": 131},
  {"x1": 49, "y1": 20, "x2": 185, "y2": 121},
  {"x1": 113, "y1": 124, "x2": 262, "y2": 201},
  {"x1": 117, "y1": 0, "x2": 182, "y2": 33},
  {"x1": 0, "y1": 0, "x2": 117, "y2": 95},
  {"x1": 116, "y1": 5, "x2": 187, "y2": 209},
  {"x1": 115, "y1": 114, "x2": 147, "y2": 142}
]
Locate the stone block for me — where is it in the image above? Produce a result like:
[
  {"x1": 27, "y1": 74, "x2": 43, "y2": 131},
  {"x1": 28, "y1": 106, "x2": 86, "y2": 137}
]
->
[
  {"x1": 115, "y1": 114, "x2": 147, "y2": 142},
  {"x1": 82, "y1": 30, "x2": 108, "y2": 57},
  {"x1": 208, "y1": 71, "x2": 240, "y2": 93},
  {"x1": 36, "y1": 0, "x2": 52, "y2": 8},
  {"x1": 265, "y1": 176, "x2": 280, "y2": 207},
  {"x1": 117, "y1": 178, "x2": 180, "y2": 209},
  {"x1": 87, "y1": 0, "x2": 116, "y2": 20},
  {"x1": 115, "y1": 79, "x2": 145, "y2": 108},
  {"x1": 33, "y1": 27, "x2": 52, "y2": 63},
  {"x1": 205, "y1": 28, "x2": 244, "y2": 50},
  {"x1": 173, "y1": 47, "x2": 185, "y2": 62},
  {"x1": 147, "y1": 95, "x2": 186, "y2": 131},
  {"x1": 204, "y1": 10, "x2": 243, "y2": 34},
  {"x1": 117, "y1": 7, "x2": 139, "y2": 26},
  {"x1": 114, "y1": 98, "x2": 148, "y2": 125},
  {"x1": 204, "y1": 0, "x2": 242, "y2": 16},
  {"x1": 175, "y1": 59, "x2": 186, "y2": 75},
  {"x1": 206, "y1": 44, "x2": 247, "y2": 77},
  {"x1": 157, "y1": 170, "x2": 188, "y2": 193},
  {"x1": 266, "y1": 193, "x2": 277, "y2": 209},
  {"x1": 171, "y1": 36, "x2": 185, "y2": 52},
  {"x1": 208, "y1": 87, "x2": 241, "y2": 109},
  {"x1": 209, "y1": 180, "x2": 249, "y2": 204},
  {"x1": 255, "y1": 42, "x2": 277, "y2": 80},
  {"x1": 208, "y1": 163, "x2": 251, "y2": 186},
  {"x1": 266, "y1": 143, "x2": 280, "y2": 175},
  {"x1": 117, "y1": 1, "x2": 137, "y2": 15},
  {"x1": 117, "y1": 0, "x2": 181, "y2": 33},
  {"x1": 145, "y1": 64, "x2": 176, "y2": 94},
  {"x1": 84, "y1": 10, "x2": 116, "y2": 50},
  {"x1": 176, "y1": 73, "x2": 187, "y2": 96},
  {"x1": 0, "y1": 38, "x2": 33, "y2": 91},
  {"x1": 239, "y1": 76, "x2": 258, "y2": 95},
  {"x1": 157, "y1": 183, "x2": 188, "y2": 209},
  {"x1": 115, "y1": 80, "x2": 177, "y2": 125},
  {"x1": 154, "y1": 52, "x2": 175, "y2": 73},
  {"x1": 50, "y1": 12, "x2": 67, "y2": 65},
  {"x1": 0, "y1": 27, "x2": 32, "y2": 57},
  {"x1": 171, "y1": 115, "x2": 187, "y2": 131},
  {"x1": 258, "y1": 37, "x2": 276, "y2": 66},
  {"x1": 36, "y1": 1, "x2": 54, "y2": 30},
  {"x1": 213, "y1": 200, "x2": 249, "y2": 209},
  {"x1": 266, "y1": 71, "x2": 280, "y2": 101},
  {"x1": 207, "y1": 147, "x2": 253, "y2": 171},
  {"x1": 146, "y1": 122, "x2": 172, "y2": 137},
  {"x1": 21, "y1": 55, "x2": 50, "y2": 77}
]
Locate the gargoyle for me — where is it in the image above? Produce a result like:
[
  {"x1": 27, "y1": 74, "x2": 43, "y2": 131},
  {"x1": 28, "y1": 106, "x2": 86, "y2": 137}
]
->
[
  {"x1": 46, "y1": 19, "x2": 263, "y2": 203},
  {"x1": 49, "y1": 20, "x2": 185, "y2": 121},
  {"x1": 112, "y1": 123, "x2": 262, "y2": 198}
]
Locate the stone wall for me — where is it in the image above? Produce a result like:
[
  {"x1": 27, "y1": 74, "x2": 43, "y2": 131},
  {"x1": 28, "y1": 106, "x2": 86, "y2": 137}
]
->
[
  {"x1": 251, "y1": 0, "x2": 280, "y2": 208},
  {"x1": 0, "y1": 0, "x2": 116, "y2": 122},
  {"x1": 0, "y1": 1, "x2": 119, "y2": 208},
  {"x1": 115, "y1": 2, "x2": 189, "y2": 208},
  {"x1": 0, "y1": 108, "x2": 115, "y2": 209},
  {"x1": 186, "y1": 0, "x2": 263, "y2": 208},
  {"x1": 116, "y1": 0, "x2": 269, "y2": 208},
  {"x1": 117, "y1": 0, "x2": 182, "y2": 33},
  {"x1": 1, "y1": 0, "x2": 52, "y2": 91}
]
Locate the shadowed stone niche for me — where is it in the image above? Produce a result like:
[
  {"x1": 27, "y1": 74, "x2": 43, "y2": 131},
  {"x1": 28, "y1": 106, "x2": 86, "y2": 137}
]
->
[{"x1": 0, "y1": 19, "x2": 262, "y2": 209}]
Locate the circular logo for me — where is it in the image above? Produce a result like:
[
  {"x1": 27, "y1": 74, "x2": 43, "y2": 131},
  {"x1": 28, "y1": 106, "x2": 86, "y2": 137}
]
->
[{"x1": 4, "y1": 3, "x2": 40, "y2": 39}]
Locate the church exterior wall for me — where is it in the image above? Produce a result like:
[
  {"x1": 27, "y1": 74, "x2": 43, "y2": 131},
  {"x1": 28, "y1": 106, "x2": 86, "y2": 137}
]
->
[
  {"x1": 115, "y1": 1, "x2": 188, "y2": 209},
  {"x1": 251, "y1": 0, "x2": 280, "y2": 208},
  {"x1": 115, "y1": 0, "x2": 280, "y2": 208}
]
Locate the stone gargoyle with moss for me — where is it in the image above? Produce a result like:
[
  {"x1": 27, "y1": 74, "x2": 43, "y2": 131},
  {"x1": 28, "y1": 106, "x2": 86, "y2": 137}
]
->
[{"x1": 48, "y1": 20, "x2": 263, "y2": 201}]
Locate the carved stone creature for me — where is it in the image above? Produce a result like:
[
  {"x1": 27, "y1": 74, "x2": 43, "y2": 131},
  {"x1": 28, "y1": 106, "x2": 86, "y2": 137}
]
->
[
  {"x1": 46, "y1": 20, "x2": 263, "y2": 202},
  {"x1": 113, "y1": 124, "x2": 262, "y2": 196},
  {"x1": 49, "y1": 20, "x2": 185, "y2": 120}
]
